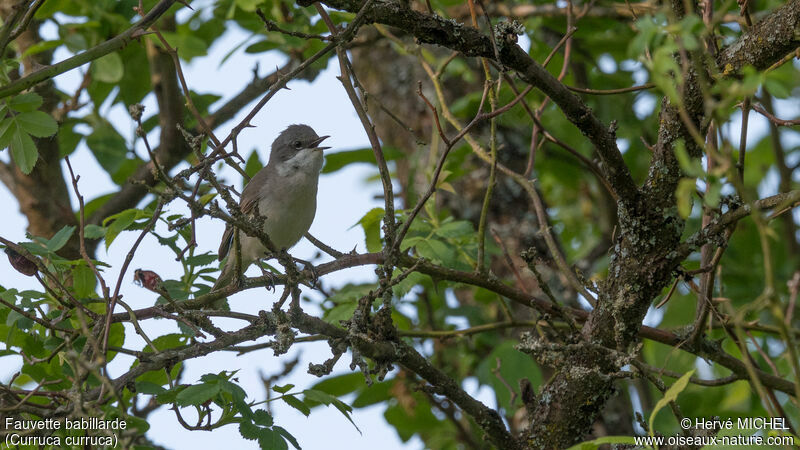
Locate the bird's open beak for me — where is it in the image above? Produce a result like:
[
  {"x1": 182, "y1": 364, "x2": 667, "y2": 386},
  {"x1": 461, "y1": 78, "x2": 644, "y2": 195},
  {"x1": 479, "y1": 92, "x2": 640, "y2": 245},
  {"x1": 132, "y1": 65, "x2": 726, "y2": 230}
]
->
[{"x1": 310, "y1": 135, "x2": 331, "y2": 151}]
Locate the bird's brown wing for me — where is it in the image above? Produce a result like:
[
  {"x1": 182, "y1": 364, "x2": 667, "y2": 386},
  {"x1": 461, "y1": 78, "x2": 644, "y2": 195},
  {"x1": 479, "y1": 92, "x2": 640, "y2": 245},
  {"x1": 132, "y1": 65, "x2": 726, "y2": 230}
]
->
[
  {"x1": 217, "y1": 224, "x2": 234, "y2": 261},
  {"x1": 218, "y1": 167, "x2": 270, "y2": 261},
  {"x1": 239, "y1": 167, "x2": 270, "y2": 215}
]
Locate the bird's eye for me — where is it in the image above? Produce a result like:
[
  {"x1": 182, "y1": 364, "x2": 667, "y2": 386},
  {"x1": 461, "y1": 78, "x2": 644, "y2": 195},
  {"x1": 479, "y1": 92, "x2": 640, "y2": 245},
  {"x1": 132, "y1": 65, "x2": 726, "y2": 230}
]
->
[{"x1": 292, "y1": 140, "x2": 303, "y2": 149}]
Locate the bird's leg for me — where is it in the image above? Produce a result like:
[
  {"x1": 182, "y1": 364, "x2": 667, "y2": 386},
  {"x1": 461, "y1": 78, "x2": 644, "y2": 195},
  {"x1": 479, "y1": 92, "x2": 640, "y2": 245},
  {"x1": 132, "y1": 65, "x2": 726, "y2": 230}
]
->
[
  {"x1": 257, "y1": 262, "x2": 279, "y2": 292},
  {"x1": 291, "y1": 255, "x2": 319, "y2": 289}
]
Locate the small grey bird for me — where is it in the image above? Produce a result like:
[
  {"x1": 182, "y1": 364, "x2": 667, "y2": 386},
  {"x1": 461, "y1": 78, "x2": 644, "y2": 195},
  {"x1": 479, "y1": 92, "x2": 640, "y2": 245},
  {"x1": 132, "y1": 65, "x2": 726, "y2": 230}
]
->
[{"x1": 211, "y1": 124, "x2": 330, "y2": 295}]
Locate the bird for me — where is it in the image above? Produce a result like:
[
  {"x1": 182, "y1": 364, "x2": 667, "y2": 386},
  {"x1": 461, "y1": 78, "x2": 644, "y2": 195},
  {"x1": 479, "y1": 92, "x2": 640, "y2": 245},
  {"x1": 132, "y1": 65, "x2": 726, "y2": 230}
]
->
[{"x1": 210, "y1": 124, "x2": 330, "y2": 299}]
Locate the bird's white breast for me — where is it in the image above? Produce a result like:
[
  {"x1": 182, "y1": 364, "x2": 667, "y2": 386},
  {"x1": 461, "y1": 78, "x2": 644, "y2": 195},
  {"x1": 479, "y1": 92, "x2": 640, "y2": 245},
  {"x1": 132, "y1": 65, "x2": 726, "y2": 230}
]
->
[{"x1": 260, "y1": 150, "x2": 323, "y2": 249}]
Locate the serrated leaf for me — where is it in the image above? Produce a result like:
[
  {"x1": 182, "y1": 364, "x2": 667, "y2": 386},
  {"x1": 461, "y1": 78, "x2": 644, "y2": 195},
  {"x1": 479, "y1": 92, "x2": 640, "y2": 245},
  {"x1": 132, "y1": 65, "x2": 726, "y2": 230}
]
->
[
  {"x1": 258, "y1": 428, "x2": 288, "y2": 450},
  {"x1": 273, "y1": 426, "x2": 300, "y2": 450},
  {"x1": 16, "y1": 111, "x2": 57, "y2": 137},
  {"x1": 239, "y1": 421, "x2": 261, "y2": 440},
  {"x1": 7, "y1": 92, "x2": 43, "y2": 112},
  {"x1": 415, "y1": 239, "x2": 455, "y2": 264},
  {"x1": 0, "y1": 117, "x2": 14, "y2": 148},
  {"x1": 185, "y1": 252, "x2": 217, "y2": 267},
  {"x1": 281, "y1": 394, "x2": 310, "y2": 416},
  {"x1": 9, "y1": 127, "x2": 38, "y2": 174},
  {"x1": 435, "y1": 220, "x2": 474, "y2": 239},
  {"x1": 302, "y1": 389, "x2": 335, "y2": 405},
  {"x1": 253, "y1": 409, "x2": 273, "y2": 427},
  {"x1": 135, "y1": 381, "x2": 167, "y2": 395},
  {"x1": 175, "y1": 382, "x2": 221, "y2": 406},
  {"x1": 331, "y1": 398, "x2": 361, "y2": 434}
]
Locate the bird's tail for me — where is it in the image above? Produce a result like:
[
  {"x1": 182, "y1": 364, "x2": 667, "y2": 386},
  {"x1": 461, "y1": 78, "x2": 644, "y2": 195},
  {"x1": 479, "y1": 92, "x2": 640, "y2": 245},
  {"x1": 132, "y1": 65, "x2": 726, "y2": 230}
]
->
[{"x1": 206, "y1": 259, "x2": 235, "y2": 310}]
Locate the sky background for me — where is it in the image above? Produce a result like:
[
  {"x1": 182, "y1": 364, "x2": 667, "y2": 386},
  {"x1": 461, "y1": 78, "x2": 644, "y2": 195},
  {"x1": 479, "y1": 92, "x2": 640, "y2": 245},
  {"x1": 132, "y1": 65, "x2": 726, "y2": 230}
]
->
[{"x1": 1, "y1": 3, "x2": 799, "y2": 449}]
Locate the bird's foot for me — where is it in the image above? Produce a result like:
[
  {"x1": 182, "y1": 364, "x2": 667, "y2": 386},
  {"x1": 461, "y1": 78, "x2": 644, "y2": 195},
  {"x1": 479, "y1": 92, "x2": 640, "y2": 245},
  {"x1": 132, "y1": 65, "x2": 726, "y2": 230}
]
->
[
  {"x1": 292, "y1": 256, "x2": 319, "y2": 288},
  {"x1": 257, "y1": 265, "x2": 278, "y2": 292}
]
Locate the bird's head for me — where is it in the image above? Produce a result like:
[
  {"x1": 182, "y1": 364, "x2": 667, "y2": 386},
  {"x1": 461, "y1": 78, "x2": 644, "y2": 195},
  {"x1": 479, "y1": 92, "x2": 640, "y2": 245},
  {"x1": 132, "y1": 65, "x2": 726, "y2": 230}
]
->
[{"x1": 269, "y1": 124, "x2": 330, "y2": 172}]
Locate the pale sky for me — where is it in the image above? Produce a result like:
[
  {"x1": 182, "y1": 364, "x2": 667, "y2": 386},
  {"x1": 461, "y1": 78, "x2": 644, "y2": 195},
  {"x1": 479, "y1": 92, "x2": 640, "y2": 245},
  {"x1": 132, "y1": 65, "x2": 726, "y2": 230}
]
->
[{"x1": 2, "y1": 3, "x2": 798, "y2": 449}]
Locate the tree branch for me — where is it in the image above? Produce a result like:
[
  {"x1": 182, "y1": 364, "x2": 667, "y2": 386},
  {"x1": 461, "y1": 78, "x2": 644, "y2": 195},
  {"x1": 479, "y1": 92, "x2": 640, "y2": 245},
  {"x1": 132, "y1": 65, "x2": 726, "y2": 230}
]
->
[
  {"x1": 85, "y1": 59, "x2": 303, "y2": 234},
  {"x1": 302, "y1": 0, "x2": 640, "y2": 204},
  {"x1": 0, "y1": 0, "x2": 181, "y2": 100},
  {"x1": 717, "y1": 0, "x2": 800, "y2": 73}
]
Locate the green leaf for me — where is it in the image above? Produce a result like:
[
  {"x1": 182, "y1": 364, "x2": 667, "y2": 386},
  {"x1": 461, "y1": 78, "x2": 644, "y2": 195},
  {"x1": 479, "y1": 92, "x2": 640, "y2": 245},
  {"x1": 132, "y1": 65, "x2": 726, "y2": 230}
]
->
[
  {"x1": 0, "y1": 117, "x2": 14, "y2": 148},
  {"x1": 185, "y1": 252, "x2": 217, "y2": 267},
  {"x1": 83, "y1": 224, "x2": 105, "y2": 239},
  {"x1": 674, "y1": 140, "x2": 703, "y2": 177},
  {"x1": 648, "y1": 369, "x2": 695, "y2": 436},
  {"x1": 72, "y1": 264, "x2": 96, "y2": 297},
  {"x1": 272, "y1": 384, "x2": 294, "y2": 394},
  {"x1": 86, "y1": 123, "x2": 128, "y2": 176},
  {"x1": 309, "y1": 373, "x2": 362, "y2": 398},
  {"x1": 239, "y1": 421, "x2": 260, "y2": 440},
  {"x1": 675, "y1": 178, "x2": 696, "y2": 219},
  {"x1": 58, "y1": 119, "x2": 84, "y2": 157},
  {"x1": 15, "y1": 111, "x2": 58, "y2": 137},
  {"x1": 704, "y1": 180, "x2": 722, "y2": 209},
  {"x1": 47, "y1": 225, "x2": 75, "y2": 252},
  {"x1": 235, "y1": 0, "x2": 263, "y2": 12},
  {"x1": 244, "y1": 39, "x2": 280, "y2": 54},
  {"x1": 176, "y1": 382, "x2": 221, "y2": 406},
  {"x1": 253, "y1": 409, "x2": 273, "y2": 427},
  {"x1": 281, "y1": 394, "x2": 310, "y2": 416},
  {"x1": 273, "y1": 426, "x2": 300, "y2": 450},
  {"x1": 351, "y1": 380, "x2": 392, "y2": 408},
  {"x1": 434, "y1": 220, "x2": 474, "y2": 239},
  {"x1": 322, "y1": 147, "x2": 403, "y2": 174},
  {"x1": 415, "y1": 239, "x2": 455, "y2": 265},
  {"x1": 258, "y1": 428, "x2": 288, "y2": 450},
  {"x1": 323, "y1": 302, "x2": 357, "y2": 324},
  {"x1": 21, "y1": 39, "x2": 62, "y2": 58},
  {"x1": 356, "y1": 207, "x2": 384, "y2": 253},
  {"x1": 103, "y1": 209, "x2": 138, "y2": 250},
  {"x1": 330, "y1": 398, "x2": 360, "y2": 434},
  {"x1": 156, "y1": 32, "x2": 208, "y2": 60},
  {"x1": 245, "y1": 149, "x2": 263, "y2": 179},
  {"x1": 135, "y1": 381, "x2": 167, "y2": 395},
  {"x1": 302, "y1": 389, "x2": 335, "y2": 405},
  {"x1": 7, "y1": 92, "x2": 43, "y2": 112},
  {"x1": 105, "y1": 323, "x2": 125, "y2": 362},
  {"x1": 479, "y1": 341, "x2": 542, "y2": 409},
  {"x1": 565, "y1": 436, "x2": 638, "y2": 450},
  {"x1": 9, "y1": 127, "x2": 38, "y2": 174},
  {"x1": 91, "y1": 52, "x2": 124, "y2": 83}
]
